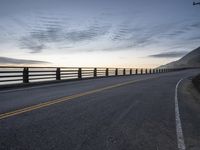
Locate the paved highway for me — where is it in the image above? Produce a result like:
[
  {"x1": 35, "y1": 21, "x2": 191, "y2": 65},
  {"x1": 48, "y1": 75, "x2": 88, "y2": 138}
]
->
[{"x1": 0, "y1": 69, "x2": 200, "y2": 150}]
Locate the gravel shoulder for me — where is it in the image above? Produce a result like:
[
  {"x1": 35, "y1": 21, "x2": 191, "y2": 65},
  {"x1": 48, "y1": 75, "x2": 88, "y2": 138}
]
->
[
  {"x1": 192, "y1": 74, "x2": 200, "y2": 93},
  {"x1": 179, "y1": 78, "x2": 200, "y2": 150}
]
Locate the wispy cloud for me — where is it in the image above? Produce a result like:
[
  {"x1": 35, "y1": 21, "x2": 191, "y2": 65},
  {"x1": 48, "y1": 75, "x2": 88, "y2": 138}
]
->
[
  {"x1": 65, "y1": 25, "x2": 110, "y2": 43},
  {"x1": 18, "y1": 15, "x2": 111, "y2": 53},
  {"x1": 3, "y1": 14, "x2": 200, "y2": 54},
  {"x1": 148, "y1": 51, "x2": 188, "y2": 58},
  {"x1": 0, "y1": 57, "x2": 50, "y2": 65}
]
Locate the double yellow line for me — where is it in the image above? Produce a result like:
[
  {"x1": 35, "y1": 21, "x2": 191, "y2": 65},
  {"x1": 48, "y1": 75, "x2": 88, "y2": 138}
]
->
[{"x1": 0, "y1": 78, "x2": 152, "y2": 120}]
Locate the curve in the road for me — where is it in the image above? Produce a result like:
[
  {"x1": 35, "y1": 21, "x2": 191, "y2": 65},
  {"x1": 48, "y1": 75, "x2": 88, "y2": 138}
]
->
[{"x1": 0, "y1": 77, "x2": 155, "y2": 120}]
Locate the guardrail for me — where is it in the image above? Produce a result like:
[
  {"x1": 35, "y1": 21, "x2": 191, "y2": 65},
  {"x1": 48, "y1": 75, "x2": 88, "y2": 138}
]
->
[{"x1": 0, "y1": 66, "x2": 184, "y2": 85}]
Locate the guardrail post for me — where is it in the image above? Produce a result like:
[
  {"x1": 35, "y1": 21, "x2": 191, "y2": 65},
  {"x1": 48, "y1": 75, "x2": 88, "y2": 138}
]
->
[
  {"x1": 115, "y1": 68, "x2": 118, "y2": 76},
  {"x1": 141, "y1": 69, "x2": 143, "y2": 74},
  {"x1": 106, "y1": 68, "x2": 109, "y2": 77},
  {"x1": 145, "y1": 69, "x2": 148, "y2": 74},
  {"x1": 149, "y1": 69, "x2": 151, "y2": 74},
  {"x1": 94, "y1": 68, "x2": 97, "y2": 77},
  {"x1": 23, "y1": 67, "x2": 29, "y2": 83},
  {"x1": 123, "y1": 69, "x2": 126, "y2": 76},
  {"x1": 135, "y1": 69, "x2": 138, "y2": 75},
  {"x1": 78, "y1": 68, "x2": 82, "y2": 79},
  {"x1": 56, "y1": 68, "x2": 61, "y2": 80},
  {"x1": 130, "y1": 69, "x2": 132, "y2": 75}
]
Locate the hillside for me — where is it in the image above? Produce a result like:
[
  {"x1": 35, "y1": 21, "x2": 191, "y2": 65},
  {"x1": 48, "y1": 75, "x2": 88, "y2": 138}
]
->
[{"x1": 159, "y1": 47, "x2": 200, "y2": 68}]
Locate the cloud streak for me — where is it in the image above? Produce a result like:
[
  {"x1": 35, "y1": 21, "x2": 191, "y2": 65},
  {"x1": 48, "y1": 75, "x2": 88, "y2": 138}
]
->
[
  {"x1": 0, "y1": 57, "x2": 50, "y2": 65},
  {"x1": 148, "y1": 51, "x2": 188, "y2": 58}
]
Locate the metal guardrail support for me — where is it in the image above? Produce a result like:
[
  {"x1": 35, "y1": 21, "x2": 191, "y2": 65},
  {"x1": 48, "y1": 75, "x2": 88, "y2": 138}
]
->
[
  {"x1": 78, "y1": 68, "x2": 82, "y2": 79},
  {"x1": 56, "y1": 68, "x2": 61, "y2": 80},
  {"x1": 130, "y1": 69, "x2": 132, "y2": 75},
  {"x1": 94, "y1": 68, "x2": 97, "y2": 77},
  {"x1": 106, "y1": 68, "x2": 109, "y2": 77},
  {"x1": 23, "y1": 67, "x2": 29, "y2": 83},
  {"x1": 123, "y1": 69, "x2": 126, "y2": 75},
  {"x1": 136, "y1": 69, "x2": 138, "y2": 75},
  {"x1": 115, "y1": 68, "x2": 118, "y2": 76},
  {"x1": 145, "y1": 69, "x2": 148, "y2": 74},
  {"x1": 141, "y1": 69, "x2": 143, "y2": 74},
  {"x1": 149, "y1": 69, "x2": 152, "y2": 74}
]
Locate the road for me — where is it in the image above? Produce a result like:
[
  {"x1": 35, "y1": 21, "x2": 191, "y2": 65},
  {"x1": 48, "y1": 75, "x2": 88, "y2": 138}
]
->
[{"x1": 0, "y1": 69, "x2": 200, "y2": 150}]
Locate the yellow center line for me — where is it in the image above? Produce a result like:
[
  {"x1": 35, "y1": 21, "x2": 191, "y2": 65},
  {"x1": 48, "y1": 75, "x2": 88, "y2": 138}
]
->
[{"x1": 0, "y1": 77, "x2": 154, "y2": 120}]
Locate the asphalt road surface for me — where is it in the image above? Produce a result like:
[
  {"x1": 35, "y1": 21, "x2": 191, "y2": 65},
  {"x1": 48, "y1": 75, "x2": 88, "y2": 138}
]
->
[{"x1": 0, "y1": 69, "x2": 200, "y2": 150}]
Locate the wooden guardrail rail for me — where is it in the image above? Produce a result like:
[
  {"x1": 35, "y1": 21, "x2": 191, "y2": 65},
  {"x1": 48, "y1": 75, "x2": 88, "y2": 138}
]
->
[{"x1": 0, "y1": 66, "x2": 184, "y2": 85}]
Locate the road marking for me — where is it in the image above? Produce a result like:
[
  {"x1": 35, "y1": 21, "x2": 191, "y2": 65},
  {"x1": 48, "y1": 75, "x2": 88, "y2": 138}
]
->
[
  {"x1": 0, "y1": 77, "x2": 154, "y2": 120},
  {"x1": 175, "y1": 79, "x2": 186, "y2": 150}
]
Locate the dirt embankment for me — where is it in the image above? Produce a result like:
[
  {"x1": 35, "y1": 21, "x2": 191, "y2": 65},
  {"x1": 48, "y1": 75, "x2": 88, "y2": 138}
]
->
[{"x1": 192, "y1": 74, "x2": 200, "y2": 92}]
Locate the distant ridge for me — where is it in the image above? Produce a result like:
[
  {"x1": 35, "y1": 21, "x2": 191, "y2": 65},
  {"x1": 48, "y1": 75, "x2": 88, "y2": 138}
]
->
[{"x1": 159, "y1": 47, "x2": 200, "y2": 68}]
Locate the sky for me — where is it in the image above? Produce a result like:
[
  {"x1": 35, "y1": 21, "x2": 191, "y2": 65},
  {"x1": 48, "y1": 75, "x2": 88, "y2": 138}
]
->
[{"x1": 0, "y1": 0, "x2": 199, "y2": 68}]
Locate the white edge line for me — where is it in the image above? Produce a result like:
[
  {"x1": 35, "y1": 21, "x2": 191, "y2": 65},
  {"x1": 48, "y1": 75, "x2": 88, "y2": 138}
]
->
[{"x1": 175, "y1": 78, "x2": 186, "y2": 150}]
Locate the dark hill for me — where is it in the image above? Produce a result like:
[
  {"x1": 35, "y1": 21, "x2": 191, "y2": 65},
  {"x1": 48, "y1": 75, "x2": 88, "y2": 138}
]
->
[{"x1": 159, "y1": 47, "x2": 200, "y2": 68}]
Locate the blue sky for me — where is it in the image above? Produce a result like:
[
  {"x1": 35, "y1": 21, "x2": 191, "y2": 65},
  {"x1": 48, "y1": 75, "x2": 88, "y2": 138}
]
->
[{"x1": 0, "y1": 0, "x2": 199, "y2": 67}]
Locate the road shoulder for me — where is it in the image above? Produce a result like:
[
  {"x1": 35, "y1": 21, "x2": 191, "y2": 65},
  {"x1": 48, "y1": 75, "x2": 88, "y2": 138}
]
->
[{"x1": 179, "y1": 78, "x2": 200, "y2": 150}]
